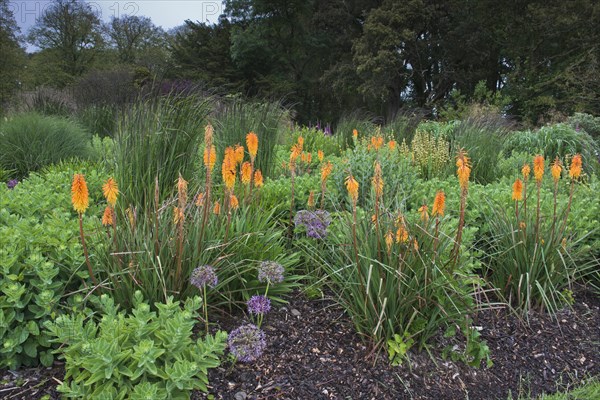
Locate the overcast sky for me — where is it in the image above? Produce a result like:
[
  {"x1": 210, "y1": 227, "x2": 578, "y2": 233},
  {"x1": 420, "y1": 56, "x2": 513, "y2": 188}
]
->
[{"x1": 10, "y1": 0, "x2": 223, "y2": 50}]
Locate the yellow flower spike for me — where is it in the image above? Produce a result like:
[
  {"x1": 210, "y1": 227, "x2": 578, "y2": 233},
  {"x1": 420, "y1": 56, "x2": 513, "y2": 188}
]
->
[
  {"x1": 102, "y1": 177, "x2": 118, "y2": 207},
  {"x1": 254, "y1": 170, "x2": 264, "y2": 187},
  {"x1": 512, "y1": 178, "x2": 523, "y2": 201},
  {"x1": 307, "y1": 152, "x2": 312, "y2": 164},
  {"x1": 533, "y1": 155, "x2": 545, "y2": 183},
  {"x1": 395, "y1": 225, "x2": 409, "y2": 243},
  {"x1": 388, "y1": 140, "x2": 397, "y2": 150},
  {"x1": 241, "y1": 162, "x2": 252, "y2": 185},
  {"x1": 230, "y1": 194, "x2": 239, "y2": 210},
  {"x1": 307, "y1": 190, "x2": 315, "y2": 208},
  {"x1": 204, "y1": 123, "x2": 214, "y2": 146},
  {"x1": 345, "y1": 175, "x2": 359, "y2": 203},
  {"x1": 71, "y1": 174, "x2": 89, "y2": 214},
  {"x1": 551, "y1": 157, "x2": 562, "y2": 183},
  {"x1": 456, "y1": 149, "x2": 471, "y2": 190},
  {"x1": 519, "y1": 221, "x2": 526, "y2": 230},
  {"x1": 301, "y1": 152, "x2": 308, "y2": 164},
  {"x1": 522, "y1": 164, "x2": 531, "y2": 181},
  {"x1": 297, "y1": 136, "x2": 304, "y2": 148},
  {"x1": 413, "y1": 239, "x2": 419, "y2": 251},
  {"x1": 173, "y1": 206, "x2": 184, "y2": 224},
  {"x1": 203, "y1": 144, "x2": 217, "y2": 171},
  {"x1": 234, "y1": 144, "x2": 244, "y2": 165},
  {"x1": 213, "y1": 201, "x2": 221, "y2": 215},
  {"x1": 195, "y1": 192, "x2": 205, "y2": 207},
  {"x1": 372, "y1": 161, "x2": 384, "y2": 198},
  {"x1": 320, "y1": 161, "x2": 333, "y2": 183},
  {"x1": 432, "y1": 191, "x2": 445, "y2": 217},
  {"x1": 126, "y1": 206, "x2": 135, "y2": 226},
  {"x1": 224, "y1": 146, "x2": 235, "y2": 161},
  {"x1": 101, "y1": 206, "x2": 114, "y2": 226},
  {"x1": 246, "y1": 131, "x2": 258, "y2": 163},
  {"x1": 290, "y1": 144, "x2": 302, "y2": 162},
  {"x1": 561, "y1": 237, "x2": 567, "y2": 249},
  {"x1": 177, "y1": 174, "x2": 188, "y2": 206},
  {"x1": 569, "y1": 154, "x2": 582, "y2": 179},
  {"x1": 385, "y1": 230, "x2": 394, "y2": 253},
  {"x1": 418, "y1": 204, "x2": 429, "y2": 223},
  {"x1": 317, "y1": 150, "x2": 324, "y2": 162}
]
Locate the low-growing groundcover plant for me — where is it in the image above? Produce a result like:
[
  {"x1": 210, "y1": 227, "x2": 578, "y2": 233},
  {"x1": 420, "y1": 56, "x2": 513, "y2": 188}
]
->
[
  {"x1": 44, "y1": 292, "x2": 227, "y2": 399},
  {"x1": 0, "y1": 164, "x2": 105, "y2": 369}
]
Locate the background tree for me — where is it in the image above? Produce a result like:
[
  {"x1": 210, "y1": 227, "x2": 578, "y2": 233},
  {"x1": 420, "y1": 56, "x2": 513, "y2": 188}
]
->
[
  {"x1": 28, "y1": 0, "x2": 103, "y2": 80},
  {"x1": 105, "y1": 15, "x2": 166, "y2": 64},
  {"x1": 0, "y1": 0, "x2": 25, "y2": 108}
]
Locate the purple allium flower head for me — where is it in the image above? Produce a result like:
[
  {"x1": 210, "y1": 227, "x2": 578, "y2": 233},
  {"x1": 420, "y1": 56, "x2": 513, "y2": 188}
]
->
[
  {"x1": 191, "y1": 265, "x2": 218, "y2": 289},
  {"x1": 258, "y1": 261, "x2": 284, "y2": 284},
  {"x1": 6, "y1": 179, "x2": 18, "y2": 190},
  {"x1": 294, "y1": 210, "x2": 331, "y2": 239},
  {"x1": 228, "y1": 324, "x2": 266, "y2": 362},
  {"x1": 247, "y1": 295, "x2": 271, "y2": 315}
]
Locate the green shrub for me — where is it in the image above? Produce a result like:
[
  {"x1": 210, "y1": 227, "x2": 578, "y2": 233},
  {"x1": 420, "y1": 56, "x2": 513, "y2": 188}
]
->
[
  {"x1": 0, "y1": 164, "x2": 105, "y2": 368},
  {"x1": 334, "y1": 112, "x2": 377, "y2": 149},
  {"x1": 44, "y1": 291, "x2": 227, "y2": 399},
  {"x1": 568, "y1": 112, "x2": 600, "y2": 143},
  {"x1": 288, "y1": 126, "x2": 342, "y2": 156},
  {"x1": 77, "y1": 104, "x2": 118, "y2": 138},
  {"x1": 330, "y1": 141, "x2": 418, "y2": 210},
  {"x1": 503, "y1": 124, "x2": 599, "y2": 175},
  {"x1": 0, "y1": 113, "x2": 92, "y2": 179}
]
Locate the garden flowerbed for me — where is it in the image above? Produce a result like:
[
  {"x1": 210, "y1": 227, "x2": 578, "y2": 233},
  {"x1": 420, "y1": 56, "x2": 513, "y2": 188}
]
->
[{"x1": 2, "y1": 289, "x2": 598, "y2": 400}]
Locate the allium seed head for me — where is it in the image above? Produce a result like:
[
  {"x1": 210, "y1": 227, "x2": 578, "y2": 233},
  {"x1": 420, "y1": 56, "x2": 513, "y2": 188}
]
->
[
  {"x1": 228, "y1": 324, "x2": 266, "y2": 363},
  {"x1": 191, "y1": 265, "x2": 218, "y2": 289},
  {"x1": 258, "y1": 261, "x2": 285, "y2": 284}
]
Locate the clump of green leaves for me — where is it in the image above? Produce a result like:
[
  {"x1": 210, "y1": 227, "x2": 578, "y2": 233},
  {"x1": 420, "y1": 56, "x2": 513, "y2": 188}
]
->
[
  {"x1": 0, "y1": 164, "x2": 104, "y2": 369},
  {"x1": 45, "y1": 291, "x2": 227, "y2": 399},
  {"x1": 0, "y1": 112, "x2": 92, "y2": 179}
]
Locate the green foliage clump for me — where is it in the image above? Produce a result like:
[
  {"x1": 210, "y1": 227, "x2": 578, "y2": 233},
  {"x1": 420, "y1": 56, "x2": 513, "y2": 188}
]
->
[
  {"x1": 114, "y1": 93, "x2": 213, "y2": 206},
  {"x1": 214, "y1": 98, "x2": 289, "y2": 178},
  {"x1": 77, "y1": 104, "x2": 118, "y2": 138},
  {"x1": 331, "y1": 140, "x2": 418, "y2": 210},
  {"x1": 483, "y1": 174, "x2": 598, "y2": 315},
  {"x1": 0, "y1": 113, "x2": 92, "y2": 179},
  {"x1": 288, "y1": 126, "x2": 342, "y2": 156},
  {"x1": 503, "y1": 124, "x2": 599, "y2": 175},
  {"x1": 45, "y1": 291, "x2": 227, "y2": 399},
  {"x1": 449, "y1": 112, "x2": 511, "y2": 184},
  {"x1": 0, "y1": 164, "x2": 105, "y2": 368},
  {"x1": 308, "y1": 205, "x2": 486, "y2": 360}
]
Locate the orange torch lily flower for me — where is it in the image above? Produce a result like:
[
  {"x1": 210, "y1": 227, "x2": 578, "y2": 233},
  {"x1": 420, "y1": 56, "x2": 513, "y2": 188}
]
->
[{"x1": 71, "y1": 174, "x2": 89, "y2": 214}]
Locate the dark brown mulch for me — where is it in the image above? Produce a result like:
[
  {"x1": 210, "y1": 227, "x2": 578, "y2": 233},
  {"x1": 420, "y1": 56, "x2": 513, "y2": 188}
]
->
[{"x1": 1, "y1": 291, "x2": 599, "y2": 400}]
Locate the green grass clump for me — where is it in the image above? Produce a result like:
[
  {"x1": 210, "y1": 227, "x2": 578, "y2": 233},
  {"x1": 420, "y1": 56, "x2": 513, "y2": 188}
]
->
[{"x1": 0, "y1": 113, "x2": 91, "y2": 179}]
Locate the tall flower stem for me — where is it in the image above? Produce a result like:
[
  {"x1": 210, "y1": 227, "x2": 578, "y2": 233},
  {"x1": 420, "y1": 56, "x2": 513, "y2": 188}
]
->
[
  {"x1": 79, "y1": 213, "x2": 98, "y2": 286},
  {"x1": 288, "y1": 167, "x2": 296, "y2": 239},
  {"x1": 203, "y1": 284, "x2": 209, "y2": 335},
  {"x1": 535, "y1": 182, "x2": 541, "y2": 241}
]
